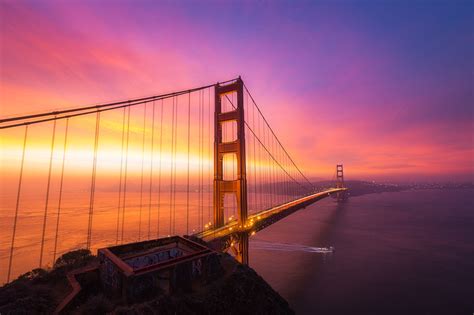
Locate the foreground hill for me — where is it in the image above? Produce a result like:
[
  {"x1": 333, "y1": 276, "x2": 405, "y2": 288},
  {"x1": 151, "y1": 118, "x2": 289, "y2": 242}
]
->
[{"x1": 0, "y1": 249, "x2": 293, "y2": 315}]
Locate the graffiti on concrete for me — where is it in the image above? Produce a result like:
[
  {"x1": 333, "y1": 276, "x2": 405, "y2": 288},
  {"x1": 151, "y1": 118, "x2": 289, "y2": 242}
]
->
[{"x1": 125, "y1": 247, "x2": 184, "y2": 269}]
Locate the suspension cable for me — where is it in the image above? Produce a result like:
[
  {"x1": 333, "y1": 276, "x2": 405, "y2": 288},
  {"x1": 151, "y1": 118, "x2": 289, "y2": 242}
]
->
[
  {"x1": 7, "y1": 125, "x2": 28, "y2": 282},
  {"x1": 172, "y1": 96, "x2": 178, "y2": 234},
  {"x1": 53, "y1": 118, "x2": 69, "y2": 264},
  {"x1": 174, "y1": 96, "x2": 179, "y2": 233},
  {"x1": 39, "y1": 118, "x2": 57, "y2": 267},
  {"x1": 169, "y1": 97, "x2": 175, "y2": 235},
  {"x1": 203, "y1": 91, "x2": 207, "y2": 226},
  {"x1": 147, "y1": 101, "x2": 156, "y2": 239},
  {"x1": 115, "y1": 107, "x2": 126, "y2": 244},
  {"x1": 198, "y1": 90, "x2": 202, "y2": 230},
  {"x1": 87, "y1": 111, "x2": 101, "y2": 249},
  {"x1": 138, "y1": 103, "x2": 147, "y2": 241},
  {"x1": 207, "y1": 88, "x2": 212, "y2": 224},
  {"x1": 0, "y1": 78, "x2": 240, "y2": 128},
  {"x1": 252, "y1": 99, "x2": 258, "y2": 211},
  {"x1": 121, "y1": 107, "x2": 131, "y2": 243},
  {"x1": 243, "y1": 84, "x2": 314, "y2": 190},
  {"x1": 157, "y1": 99, "x2": 164, "y2": 238},
  {"x1": 186, "y1": 92, "x2": 191, "y2": 234},
  {"x1": 225, "y1": 94, "x2": 310, "y2": 192}
]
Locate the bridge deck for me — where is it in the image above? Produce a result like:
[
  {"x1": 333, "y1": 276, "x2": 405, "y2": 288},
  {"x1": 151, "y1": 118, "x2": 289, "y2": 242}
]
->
[{"x1": 195, "y1": 187, "x2": 347, "y2": 244}]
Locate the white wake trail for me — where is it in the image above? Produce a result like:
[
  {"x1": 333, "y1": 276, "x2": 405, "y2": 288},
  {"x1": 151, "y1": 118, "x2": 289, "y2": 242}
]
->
[{"x1": 251, "y1": 240, "x2": 334, "y2": 253}]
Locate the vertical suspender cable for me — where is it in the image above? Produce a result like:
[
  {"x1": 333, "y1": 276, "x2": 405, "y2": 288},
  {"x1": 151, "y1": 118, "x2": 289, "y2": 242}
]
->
[
  {"x1": 172, "y1": 96, "x2": 178, "y2": 234},
  {"x1": 285, "y1": 155, "x2": 289, "y2": 202},
  {"x1": 198, "y1": 90, "x2": 202, "y2": 230},
  {"x1": 201, "y1": 90, "x2": 205, "y2": 229},
  {"x1": 222, "y1": 94, "x2": 226, "y2": 220},
  {"x1": 207, "y1": 87, "x2": 211, "y2": 224},
  {"x1": 272, "y1": 136, "x2": 277, "y2": 205},
  {"x1": 269, "y1": 128, "x2": 273, "y2": 208},
  {"x1": 268, "y1": 128, "x2": 272, "y2": 208},
  {"x1": 263, "y1": 119, "x2": 267, "y2": 209},
  {"x1": 157, "y1": 99, "x2": 163, "y2": 237},
  {"x1": 39, "y1": 119, "x2": 57, "y2": 267},
  {"x1": 7, "y1": 125, "x2": 28, "y2": 283},
  {"x1": 275, "y1": 142, "x2": 279, "y2": 204},
  {"x1": 262, "y1": 117, "x2": 266, "y2": 208},
  {"x1": 252, "y1": 99, "x2": 257, "y2": 212},
  {"x1": 280, "y1": 147, "x2": 284, "y2": 204},
  {"x1": 244, "y1": 93, "x2": 250, "y2": 211},
  {"x1": 232, "y1": 93, "x2": 236, "y2": 219},
  {"x1": 147, "y1": 101, "x2": 156, "y2": 239},
  {"x1": 276, "y1": 144, "x2": 282, "y2": 204},
  {"x1": 169, "y1": 97, "x2": 175, "y2": 235},
  {"x1": 53, "y1": 118, "x2": 69, "y2": 264},
  {"x1": 287, "y1": 157, "x2": 293, "y2": 198},
  {"x1": 87, "y1": 111, "x2": 101, "y2": 249},
  {"x1": 115, "y1": 107, "x2": 126, "y2": 244},
  {"x1": 121, "y1": 107, "x2": 131, "y2": 243},
  {"x1": 274, "y1": 137, "x2": 277, "y2": 205},
  {"x1": 257, "y1": 110, "x2": 262, "y2": 211},
  {"x1": 263, "y1": 115, "x2": 267, "y2": 209},
  {"x1": 186, "y1": 92, "x2": 191, "y2": 234},
  {"x1": 138, "y1": 103, "x2": 147, "y2": 240},
  {"x1": 268, "y1": 127, "x2": 272, "y2": 207},
  {"x1": 272, "y1": 135, "x2": 276, "y2": 207}
]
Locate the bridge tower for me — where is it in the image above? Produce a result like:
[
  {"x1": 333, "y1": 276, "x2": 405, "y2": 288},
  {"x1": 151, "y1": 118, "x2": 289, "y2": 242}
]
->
[
  {"x1": 214, "y1": 77, "x2": 249, "y2": 264},
  {"x1": 335, "y1": 164, "x2": 348, "y2": 202},
  {"x1": 336, "y1": 164, "x2": 344, "y2": 189}
]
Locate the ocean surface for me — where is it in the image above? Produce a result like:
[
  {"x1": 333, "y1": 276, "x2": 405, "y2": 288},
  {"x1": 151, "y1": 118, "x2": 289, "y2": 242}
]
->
[{"x1": 249, "y1": 189, "x2": 474, "y2": 314}]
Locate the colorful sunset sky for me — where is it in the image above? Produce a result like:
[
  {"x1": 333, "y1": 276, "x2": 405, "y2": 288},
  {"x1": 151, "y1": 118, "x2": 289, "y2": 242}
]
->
[{"x1": 1, "y1": 0, "x2": 473, "y2": 182}]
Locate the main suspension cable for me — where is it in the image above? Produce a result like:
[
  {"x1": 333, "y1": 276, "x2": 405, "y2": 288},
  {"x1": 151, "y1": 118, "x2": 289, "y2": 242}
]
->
[
  {"x1": 0, "y1": 78, "x2": 239, "y2": 128},
  {"x1": 243, "y1": 84, "x2": 314, "y2": 191}
]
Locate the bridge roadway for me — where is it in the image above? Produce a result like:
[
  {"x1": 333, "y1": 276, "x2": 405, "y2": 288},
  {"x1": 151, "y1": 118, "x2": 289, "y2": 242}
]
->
[{"x1": 195, "y1": 187, "x2": 348, "y2": 250}]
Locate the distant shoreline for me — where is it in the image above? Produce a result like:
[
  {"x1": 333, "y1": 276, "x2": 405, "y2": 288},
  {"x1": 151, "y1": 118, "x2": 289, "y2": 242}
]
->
[{"x1": 312, "y1": 180, "x2": 474, "y2": 198}]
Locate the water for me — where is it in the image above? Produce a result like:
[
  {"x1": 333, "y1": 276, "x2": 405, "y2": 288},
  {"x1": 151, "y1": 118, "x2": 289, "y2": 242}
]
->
[
  {"x1": 2, "y1": 187, "x2": 473, "y2": 314},
  {"x1": 249, "y1": 189, "x2": 474, "y2": 315},
  {"x1": 0, "y1": 187, "x2": 284, "y2": 284}
]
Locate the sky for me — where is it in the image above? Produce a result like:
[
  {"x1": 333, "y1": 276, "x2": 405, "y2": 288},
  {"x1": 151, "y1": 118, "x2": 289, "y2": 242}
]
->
[{"x1": 0, "y1": 0, "x2": 473, "y2": 183}]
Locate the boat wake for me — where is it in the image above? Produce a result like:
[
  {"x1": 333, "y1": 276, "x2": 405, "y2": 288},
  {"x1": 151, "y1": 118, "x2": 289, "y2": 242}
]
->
[{"x1": 251, "y1": 240, "x2": 334, "y2": 254}]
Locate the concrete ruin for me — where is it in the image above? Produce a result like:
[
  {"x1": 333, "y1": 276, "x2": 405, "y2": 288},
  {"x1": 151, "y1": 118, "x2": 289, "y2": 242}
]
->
[{"x1": 97, "y1": 236, "x2": 221, "y2": 303}]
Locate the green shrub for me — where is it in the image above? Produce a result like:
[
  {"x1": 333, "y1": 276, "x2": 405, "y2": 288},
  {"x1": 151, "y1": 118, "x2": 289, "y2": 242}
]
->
[{"x1": 54, "y1": 249, "x2": 93, "y2": 270}]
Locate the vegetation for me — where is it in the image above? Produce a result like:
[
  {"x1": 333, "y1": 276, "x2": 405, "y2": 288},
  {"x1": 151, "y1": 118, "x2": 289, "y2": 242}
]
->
[
  {"x1": 113, "y1": 257, "x2": 293, "y2": 315},
  {"x1": 0, "y1": 249, "x2": 293, "y2": 314},
  {"x1": 0, "y1": 249, "x2": 97, "y2": 314}
]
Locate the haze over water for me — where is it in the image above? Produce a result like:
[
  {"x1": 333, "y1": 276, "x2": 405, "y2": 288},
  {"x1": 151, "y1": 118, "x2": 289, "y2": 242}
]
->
[
  {"x1": 0, "y1": 189, "x2": 283, "y2": 284},
  {"x1": 2, "y1": 184, "x2": 473, "y2": 314},
  {"x1": 250, "y1": 189, "x2": 474, "y2": 314}
]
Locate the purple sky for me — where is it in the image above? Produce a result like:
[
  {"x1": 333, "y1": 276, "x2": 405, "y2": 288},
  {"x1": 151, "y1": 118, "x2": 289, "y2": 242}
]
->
[{"x1": 1, "y1": 0, "x2": 473, "y2": 182}]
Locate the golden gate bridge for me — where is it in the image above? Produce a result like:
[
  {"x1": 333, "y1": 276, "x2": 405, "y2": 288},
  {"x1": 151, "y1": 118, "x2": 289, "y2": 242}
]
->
[{"x1": 0, "y1": 77, "x2": 346, "y2": 284}]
